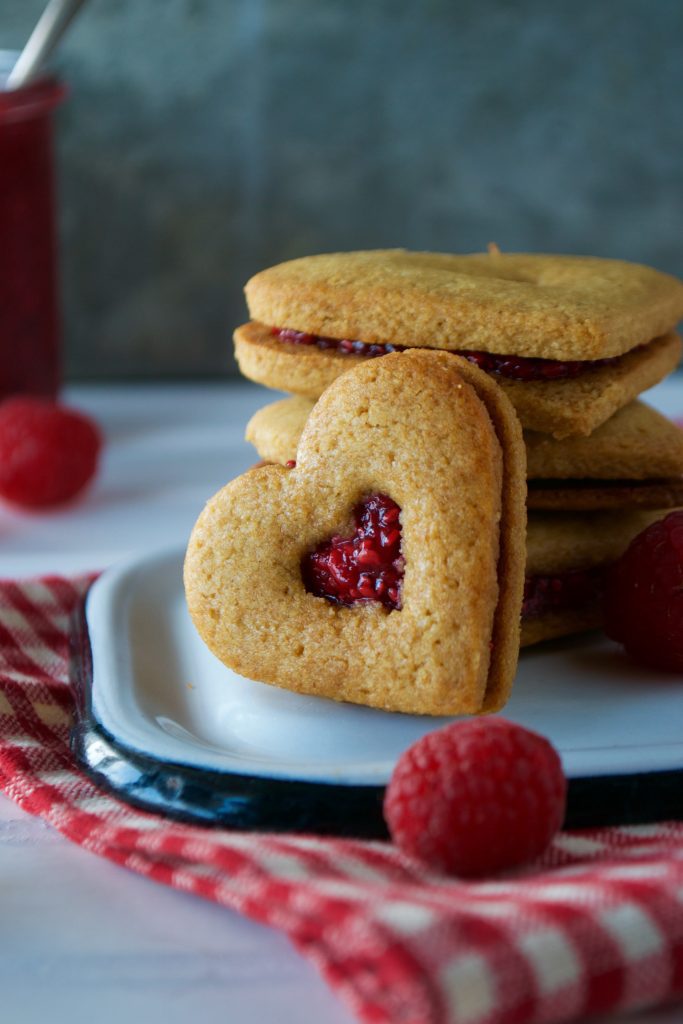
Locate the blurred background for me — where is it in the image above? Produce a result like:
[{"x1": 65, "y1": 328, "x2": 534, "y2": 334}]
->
[{"x1": 5, "y1": 0, "x2": 683, "y2": 381}]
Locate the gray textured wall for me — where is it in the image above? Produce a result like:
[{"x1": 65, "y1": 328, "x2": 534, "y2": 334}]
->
[{"x1": 4, "y1": 0, "x2": 683, "y2": 380}]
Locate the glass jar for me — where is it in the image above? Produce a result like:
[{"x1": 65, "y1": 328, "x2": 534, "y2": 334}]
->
[{"x1": 0, "y1": 51, "x2": 66, "y2": 399}]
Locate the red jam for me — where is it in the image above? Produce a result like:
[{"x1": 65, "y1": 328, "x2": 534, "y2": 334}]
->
[
  {"x1": 0, "y1": 75, "x2": 65, "y2": 399},
  {"x1": 522, "y1": 566, "x2": 606, "y2": 619},
  {"x1": 301, "y1": 494, "x2": 403, "y2": 610},
  {"x1": 271, "y1": 327, "x2": 619, "y2": 382}
]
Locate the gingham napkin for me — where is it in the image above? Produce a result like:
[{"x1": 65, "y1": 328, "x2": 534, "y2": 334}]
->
[{"x1": 0, "y1": 574, "x2": 682, "y2": 1024}]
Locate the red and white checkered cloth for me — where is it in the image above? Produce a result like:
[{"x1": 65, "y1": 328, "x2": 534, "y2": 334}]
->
[{"x1": 0, "y1": 574, "x2": 682, "y2": 1024}]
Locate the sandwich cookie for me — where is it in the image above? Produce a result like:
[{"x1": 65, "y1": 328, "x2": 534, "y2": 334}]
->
[
  {"x1": 246, "y1": 396, "x2": 683, "y2": 513},
  {"x1": 185, "y1": 350, "x2": 527, "y2": 716},
  {"x1": 236, "y1": 250, "x2": 683, "y2": 439},
  {"x1": 522, "y1": 509, "x2": 671, "y2": 646}
]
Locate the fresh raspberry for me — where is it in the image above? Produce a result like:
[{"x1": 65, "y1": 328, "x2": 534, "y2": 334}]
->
[
  {"x1": 383, "y1": 718, "x2": 566, "y2": 876},
  {"x1": 0, "y1": 397, "x2": 102, "y2": 509},
  {"x1": 604, "y1": 510, "x2": 683, "y2": 671}
]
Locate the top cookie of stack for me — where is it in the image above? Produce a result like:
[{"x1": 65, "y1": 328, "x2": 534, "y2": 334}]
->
[{"x1": 235, "y1": 249, "x2": 683, "y2": 439}]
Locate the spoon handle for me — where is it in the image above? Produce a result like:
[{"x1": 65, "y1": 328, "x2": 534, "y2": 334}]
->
[{"x1": 7, "y1": 0, "x2": 89, "y2": 90}]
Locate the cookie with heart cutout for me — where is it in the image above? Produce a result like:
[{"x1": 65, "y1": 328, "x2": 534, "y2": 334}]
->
[{"x1": 184, "y1": 350, "x2": 527, "y2": 716}]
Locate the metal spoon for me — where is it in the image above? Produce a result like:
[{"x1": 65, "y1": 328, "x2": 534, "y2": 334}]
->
[{"x1": 7, "y1": 0, "x2": 89, "y2": 90}]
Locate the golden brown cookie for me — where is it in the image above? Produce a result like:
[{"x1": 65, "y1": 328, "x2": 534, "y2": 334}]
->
[
  {"x1": 245, "y1": 250, "x2": 683, "y2": 360},
  {"x1": 520, "y1": 607, "x2": 602, "y2": 647},
  {"x1": 524, "y1": 400, "x2": 683, "y2": 478},
  {"x1": 245, "y1": 395, "x2": 314, "y2": 468},
  {"x1": 246, "y1": 395, "x2": 683, "y2": 511},
  {"x1": 521, "y1": 509, "x2": 671, "y2": 647},
  {"x1": 494, "y1": 333, "x2": 680, "y2": 437},
  {"x1": 235, "y1": 321, "x2": 681, "y2": 439},
  {"x1": 525, "y1": 509, "x2": 665, "y2": 576},
  {"x1": 185, "y1": 350, "x2": 527, "y2": 716}
]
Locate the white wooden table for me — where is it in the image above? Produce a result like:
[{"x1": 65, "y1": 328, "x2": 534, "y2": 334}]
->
[{"x1": 2, "y1": 380, "x2": 681, "y2": 1024}]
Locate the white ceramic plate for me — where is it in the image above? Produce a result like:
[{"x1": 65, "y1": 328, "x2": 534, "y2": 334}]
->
[{"x1": 72, "y1": 546, "x2": 683, "y2": 833}]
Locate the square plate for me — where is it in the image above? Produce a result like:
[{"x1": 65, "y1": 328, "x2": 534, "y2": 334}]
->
[{"x1": 71, "y1": 547, "x2": 683, "y2": 835}]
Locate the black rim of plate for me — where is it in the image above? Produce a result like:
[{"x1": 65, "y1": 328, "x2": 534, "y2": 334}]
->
[{"x1": 69, "y1": 596, "x2": 683, "y2": 837}]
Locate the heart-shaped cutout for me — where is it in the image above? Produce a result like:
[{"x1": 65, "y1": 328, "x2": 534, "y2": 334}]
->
[
  {"x1": 185, "y1": 350, "x2": 526, "y2": 715},
  {"x1": 301, "y1": 492, "x2": 404, "y2": 609}
]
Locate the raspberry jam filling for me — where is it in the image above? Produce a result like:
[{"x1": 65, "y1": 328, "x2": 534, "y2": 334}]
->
[
  {"x1": 271, "y1": 327, "x2": 619, "y2": 382},
  {"x1": 301, "y1": 494, "x2": 404, "y2": 610},
  {"x1": 522, "y1": 566, "x2": 606, "y2": 619}
]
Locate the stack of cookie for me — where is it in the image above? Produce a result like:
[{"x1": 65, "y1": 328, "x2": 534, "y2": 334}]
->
[{"x1": 235, "y1": 249, "x2": 683, "y2": 648}]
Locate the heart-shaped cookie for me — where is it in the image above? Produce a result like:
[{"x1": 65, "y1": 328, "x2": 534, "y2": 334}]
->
[{"x1": 184, "y1": 350, "x2": 526, "y2": 715}]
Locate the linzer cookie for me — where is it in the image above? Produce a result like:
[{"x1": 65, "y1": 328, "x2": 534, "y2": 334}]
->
[
  {"x1": 236, "y1": 249, "x2": 683, "y2": 439},
  {"x1": 185, "y1": 350, "x2": 527, "y2": 716},
  {"x1": 246, "y1": 396, "x2": 683, "y2": 513},
  {"x1": 522, "y1": 509, "x2": 671, "y2": 646}
]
